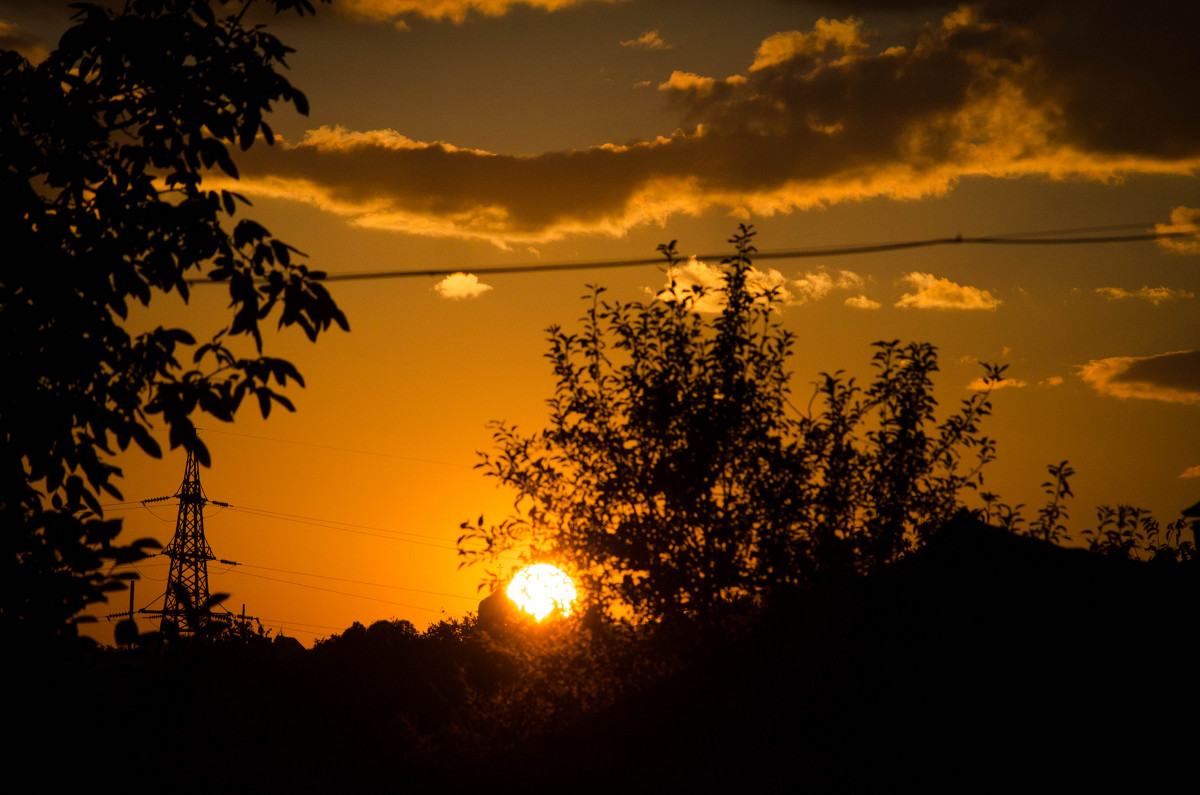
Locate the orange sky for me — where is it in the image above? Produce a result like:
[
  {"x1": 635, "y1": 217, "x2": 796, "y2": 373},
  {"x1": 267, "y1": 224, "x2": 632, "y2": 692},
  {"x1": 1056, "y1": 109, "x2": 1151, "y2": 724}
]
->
[{"x1": 4, "y1": 0, "x2": 1198, "y2": 645}]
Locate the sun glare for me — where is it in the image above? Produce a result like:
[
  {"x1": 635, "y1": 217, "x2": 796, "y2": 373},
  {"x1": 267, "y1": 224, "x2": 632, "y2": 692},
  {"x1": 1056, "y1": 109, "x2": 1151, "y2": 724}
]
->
[{"x1": 506, "y1": 564, "x2": 577, "y2": 621}]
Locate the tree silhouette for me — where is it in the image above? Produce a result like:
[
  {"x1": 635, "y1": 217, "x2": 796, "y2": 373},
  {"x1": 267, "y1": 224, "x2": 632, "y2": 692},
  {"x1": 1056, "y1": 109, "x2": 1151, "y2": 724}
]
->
[
  {"x1": 1, "y1": 0, "x2": 343, "y2": 643},
  {"x1": 460, "y1": 226, "x2": 1004, "y2": 626}
]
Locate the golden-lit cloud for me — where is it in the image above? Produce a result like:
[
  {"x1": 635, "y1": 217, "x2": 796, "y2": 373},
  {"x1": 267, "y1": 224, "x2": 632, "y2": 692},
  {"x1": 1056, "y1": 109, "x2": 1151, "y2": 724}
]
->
[
  {"x1": 1095, "y1": 286, "x2": 1195, "y2": 304},
  {"x1": 226, "y1": 4, "x2": 1200, "y2": 246},
  {"x1": 434, "y1": 272, "x2": 493, "y2": 299},
  {"x1": 1078, "y1": 350, "x2": 1200, "y2": 405},
  {"x1": 0, "y1": 19, "x2": 49, "y2": 63},
  {"x1": 226, "y1": 125, "x2": 710, "y2": 246},
  {"x1": 749, "y1": 17, "x2": 870, "y2": 72},
  {"x1": 1156, "y1": 206, "x2": 1200, "y2": 254},
  {"x1": 791, "y1": 268, "x2": 864, "y2": 303},
  {"x1": 621, "y1": 30, "x2": 671, "y2": 50},
  {"x1": 339, "y1": 0, "x2": 621, "y2": 24},
  {"x1": 652, "y1": 257, "x2": 792, "y2": 314},
  {"x1": 895, "y1": 273, "x2": 1000, "y2": 310},
  {"x1": 844, "y1": 294, "x2": 881, "y2": 310},
  {"x1": 652, "y1": 262, "x2": 872, "y2": 313},
  {"x1": 658, "y1": 71, "x2": 716, "y2": 95},
  {"x1": 1040, "y1": 376, "x2": 1064, "y2": 387},
  {"x1": 968, "y1": 377, "x2": 1026, "y2": 391},
  {"x1": 1180, "y1": 465, "x2": 1200, "y2": 479}
]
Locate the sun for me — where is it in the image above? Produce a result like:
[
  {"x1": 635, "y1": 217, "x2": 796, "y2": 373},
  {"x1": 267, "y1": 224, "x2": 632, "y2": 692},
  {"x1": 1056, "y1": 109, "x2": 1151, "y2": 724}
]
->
[{"x1": 506, "y1": 564, "x2": 577, "y2": 621}]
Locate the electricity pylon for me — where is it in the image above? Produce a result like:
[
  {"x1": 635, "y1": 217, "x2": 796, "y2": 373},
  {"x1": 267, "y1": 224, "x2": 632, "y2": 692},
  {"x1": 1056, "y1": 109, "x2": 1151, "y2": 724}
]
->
[
  {"x1": 110, "y1": 447, "x2": 252, "y2": 641},
  {"x1": 158, "y1": 446, "x2": 221, "y2": 632}
]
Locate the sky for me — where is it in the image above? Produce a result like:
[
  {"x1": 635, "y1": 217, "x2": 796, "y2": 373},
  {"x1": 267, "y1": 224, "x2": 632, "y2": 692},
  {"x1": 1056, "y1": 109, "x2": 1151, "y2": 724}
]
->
[{"x1": 4, "y1": 0, "x2": 1199, "y2": 646}]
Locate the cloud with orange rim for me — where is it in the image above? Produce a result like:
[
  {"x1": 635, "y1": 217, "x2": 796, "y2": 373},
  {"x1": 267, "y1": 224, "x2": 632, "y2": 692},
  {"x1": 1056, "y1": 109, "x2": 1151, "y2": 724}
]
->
[
  {"x1": 338, "y1": 0, "x2": 625, "y2": 24},
  {"x1": 1078, "y1": 351, "x2": 1200, "y2": 405},
  {"x1": 224, "y1": 1, "x2": 1200, "y2": 247}
]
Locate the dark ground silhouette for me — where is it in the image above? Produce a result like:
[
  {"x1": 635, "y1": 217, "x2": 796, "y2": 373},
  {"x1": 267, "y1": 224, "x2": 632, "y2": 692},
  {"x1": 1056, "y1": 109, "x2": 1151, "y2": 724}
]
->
[
  {"x1": 509, "y1": 516, "x2": 1196, "y2": 789},
  {"x1": 12, "y1": 515, "x2": 1195, "y2": 790}
]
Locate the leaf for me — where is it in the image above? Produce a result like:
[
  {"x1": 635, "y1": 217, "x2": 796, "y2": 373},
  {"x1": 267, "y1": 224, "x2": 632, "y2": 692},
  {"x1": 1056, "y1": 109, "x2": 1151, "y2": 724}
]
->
[
  {"x1": 291, "y1": 88, "x2": 309, "y2": 116},
  {"x1": 257, "y1": 389, "x2": 272, "y2": 418},
  {"x1": 130, "y1": 423, "x2": 163, "y2": 458}
]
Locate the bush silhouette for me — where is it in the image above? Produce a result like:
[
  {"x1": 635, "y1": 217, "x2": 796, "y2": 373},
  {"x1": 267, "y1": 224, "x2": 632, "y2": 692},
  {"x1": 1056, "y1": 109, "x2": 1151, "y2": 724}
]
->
[{"x1": 460, "y1": 226, "x2": 1005, "y2": 627}]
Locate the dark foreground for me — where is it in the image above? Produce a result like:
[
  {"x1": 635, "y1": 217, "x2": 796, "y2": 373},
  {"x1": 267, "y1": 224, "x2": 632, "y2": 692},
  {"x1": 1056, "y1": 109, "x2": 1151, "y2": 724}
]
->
[{"x1": 14, "y1": 518, "x2": 1195, "y2": 791}]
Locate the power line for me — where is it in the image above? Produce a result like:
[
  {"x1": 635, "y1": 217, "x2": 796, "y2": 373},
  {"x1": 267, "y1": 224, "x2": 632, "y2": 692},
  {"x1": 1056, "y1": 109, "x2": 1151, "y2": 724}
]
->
[
  {"x1": 197, "y1": 427, "x2": 471, "y2": 469},
  {"x1": 222, "y1": 504, "x2": 466, "y2": 551},
  {"x1": 257, "y1": 617, "x2": 346, "y2": 633},
  {"x1": 324, "y1": 228, "x2": 1200, "y2": 280},
  {"x1": 209, "y1": 500, "x2": 509, "y2": 555},
  {"x1": 232, "y1": 562, "x2": 479, "y2": 602},
  {"x1": 185, "y1": 223, "x2": 1199, "y2": 285},
  {"x1": 226, "y1": 568, "x2": 452, "y2": 613}
]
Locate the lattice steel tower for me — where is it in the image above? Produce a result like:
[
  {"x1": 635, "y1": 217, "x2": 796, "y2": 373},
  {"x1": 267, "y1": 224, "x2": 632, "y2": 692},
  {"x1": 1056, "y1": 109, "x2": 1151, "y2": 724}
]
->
[{"x1": 160, "y1": 447, "x2": 218, "y2": 632}]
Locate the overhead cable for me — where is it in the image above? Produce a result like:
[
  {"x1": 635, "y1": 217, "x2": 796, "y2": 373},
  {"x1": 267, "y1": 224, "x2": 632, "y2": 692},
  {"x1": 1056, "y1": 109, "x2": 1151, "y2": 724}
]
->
[{"x1": 186, "y1": 223, "x2": 1200, "y2": 285}]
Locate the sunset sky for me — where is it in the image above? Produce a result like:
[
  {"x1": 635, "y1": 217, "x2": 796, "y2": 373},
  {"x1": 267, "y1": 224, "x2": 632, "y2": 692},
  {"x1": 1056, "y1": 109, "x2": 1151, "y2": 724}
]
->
[{"x1": 4, "y1": 0, "x2": 1198, "y2": 645}]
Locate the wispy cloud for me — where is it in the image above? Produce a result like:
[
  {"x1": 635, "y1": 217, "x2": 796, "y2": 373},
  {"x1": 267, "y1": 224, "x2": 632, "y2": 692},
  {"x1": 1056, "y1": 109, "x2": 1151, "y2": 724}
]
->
[
  {"x1": 0, "y1": 19, "x2": 49, "y2": 63},
  {"x1": 844, "y1": 294, "x2": 880, "y2": 310},
  {"x1": 1155, "y1": 206, "x2": 1200, "y2": 254},
  {"x1": 228, "y1": 4, "x2": 1200, "y2": 245},
  {"x1": 968, "y1": 377, "x2": 1026, "y2": 391},
  {"x1": 1078, "y1": 350, "x2": 1200, "y2": 405},
  {"x1": 651, "y1": 257, "x2": 792, "y2": 314},
  {"x1": 621, "y1": 30, "x2": 671, "y2": 50},
  {"x1": 895, "y1": 273, "x2": 1000, "y2": 310},
  {"x1": 434, "y1": 272, "x2": 493, "y2": 299},
  {"x1": 1039, "y1": 376, "x2": 1064, "y2": 387},
  {"x1": 749, "y1": 17, "x2": 870, "y2": 72},
  {"x1": 1180, "y1": 465, "x2": 1200, "y2": 479},
  {"x1": 340, "y1": 0, "x2": 621, "y2": 24},
  {"x1": 1095, "y1": 286, "x2": 1194, "y2": 304},
  {"x1": 791, "y1": 268, "x2": 863, "y2": 303}
]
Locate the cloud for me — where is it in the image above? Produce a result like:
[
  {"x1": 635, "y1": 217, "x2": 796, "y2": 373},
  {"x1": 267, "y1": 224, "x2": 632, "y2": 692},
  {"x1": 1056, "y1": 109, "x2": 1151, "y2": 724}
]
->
[
  {"x1": 895, "y1": 272, "x2": 1000, "y2": 310},
  {"x1": 652, "y1": 257, "x2": 792, "y2": 313},
  {"x1": 1078, "y1": 350, "x2": 1200, "y2": 405},
  {"x1": 1180, "y1": 465, "x2": 1200, "y2": 479},
  {"x1": 621, "y1": 30, "x2": 671, "y2": 50},
  {"x1": 227, "y1": 4, "x2": 1200, "y2": 246},
  {"x1": 1039, "y1": 376, "x2": 1064, "y2": 387},
  {"x1": 434, "y1": 272, "x2": 493, "y2": 299},
  {"x1": 749, "y1": 17, "x2": 871, "y2": 72},
  {"x1": 654, "y1": 262, "x2": 869, "y2": 313},
  {"x1": 791, "y1": 268, "x2": 864, "y2": 303},
  {"x1": 844, "y1": 294, "x2": 881, "y2": 310},
  {"x1": 1156, "y1": 206, "x2": 1200, "y2": 254},
  {"x1": 339, "y1": 0, "x2": 620, "y2": 24},
  {"x1": 0, "y1": 19, "x2": 50, "y2": 63},
  {"x1": 967, "y1": 377, "x2": 1026, "y2": 391},
  {"x1": 1095, "y1": 286, "x2": 1195, "y2": 304},
  {"x1": 658, "y1": 71, "x2": 717, "y2": 95}
]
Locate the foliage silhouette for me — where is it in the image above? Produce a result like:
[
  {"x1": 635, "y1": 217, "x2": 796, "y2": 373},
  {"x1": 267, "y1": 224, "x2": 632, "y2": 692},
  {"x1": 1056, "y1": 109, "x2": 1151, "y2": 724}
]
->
[
  {"x1": 982, "y1": 461, "x2": 1195, "y2": 562},
  {"x1": 1, "y1": 0, "x2": 342, "y2": 644},
  {"x1": 459, "y1": 226, "x2": 1004, "y2": 626}
]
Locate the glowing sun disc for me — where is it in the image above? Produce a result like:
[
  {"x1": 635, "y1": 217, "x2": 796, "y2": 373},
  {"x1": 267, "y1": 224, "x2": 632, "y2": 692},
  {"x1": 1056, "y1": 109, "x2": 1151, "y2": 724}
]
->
[{"x1": 507, "y1": 564, "x2": 577, "y2": 621}]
